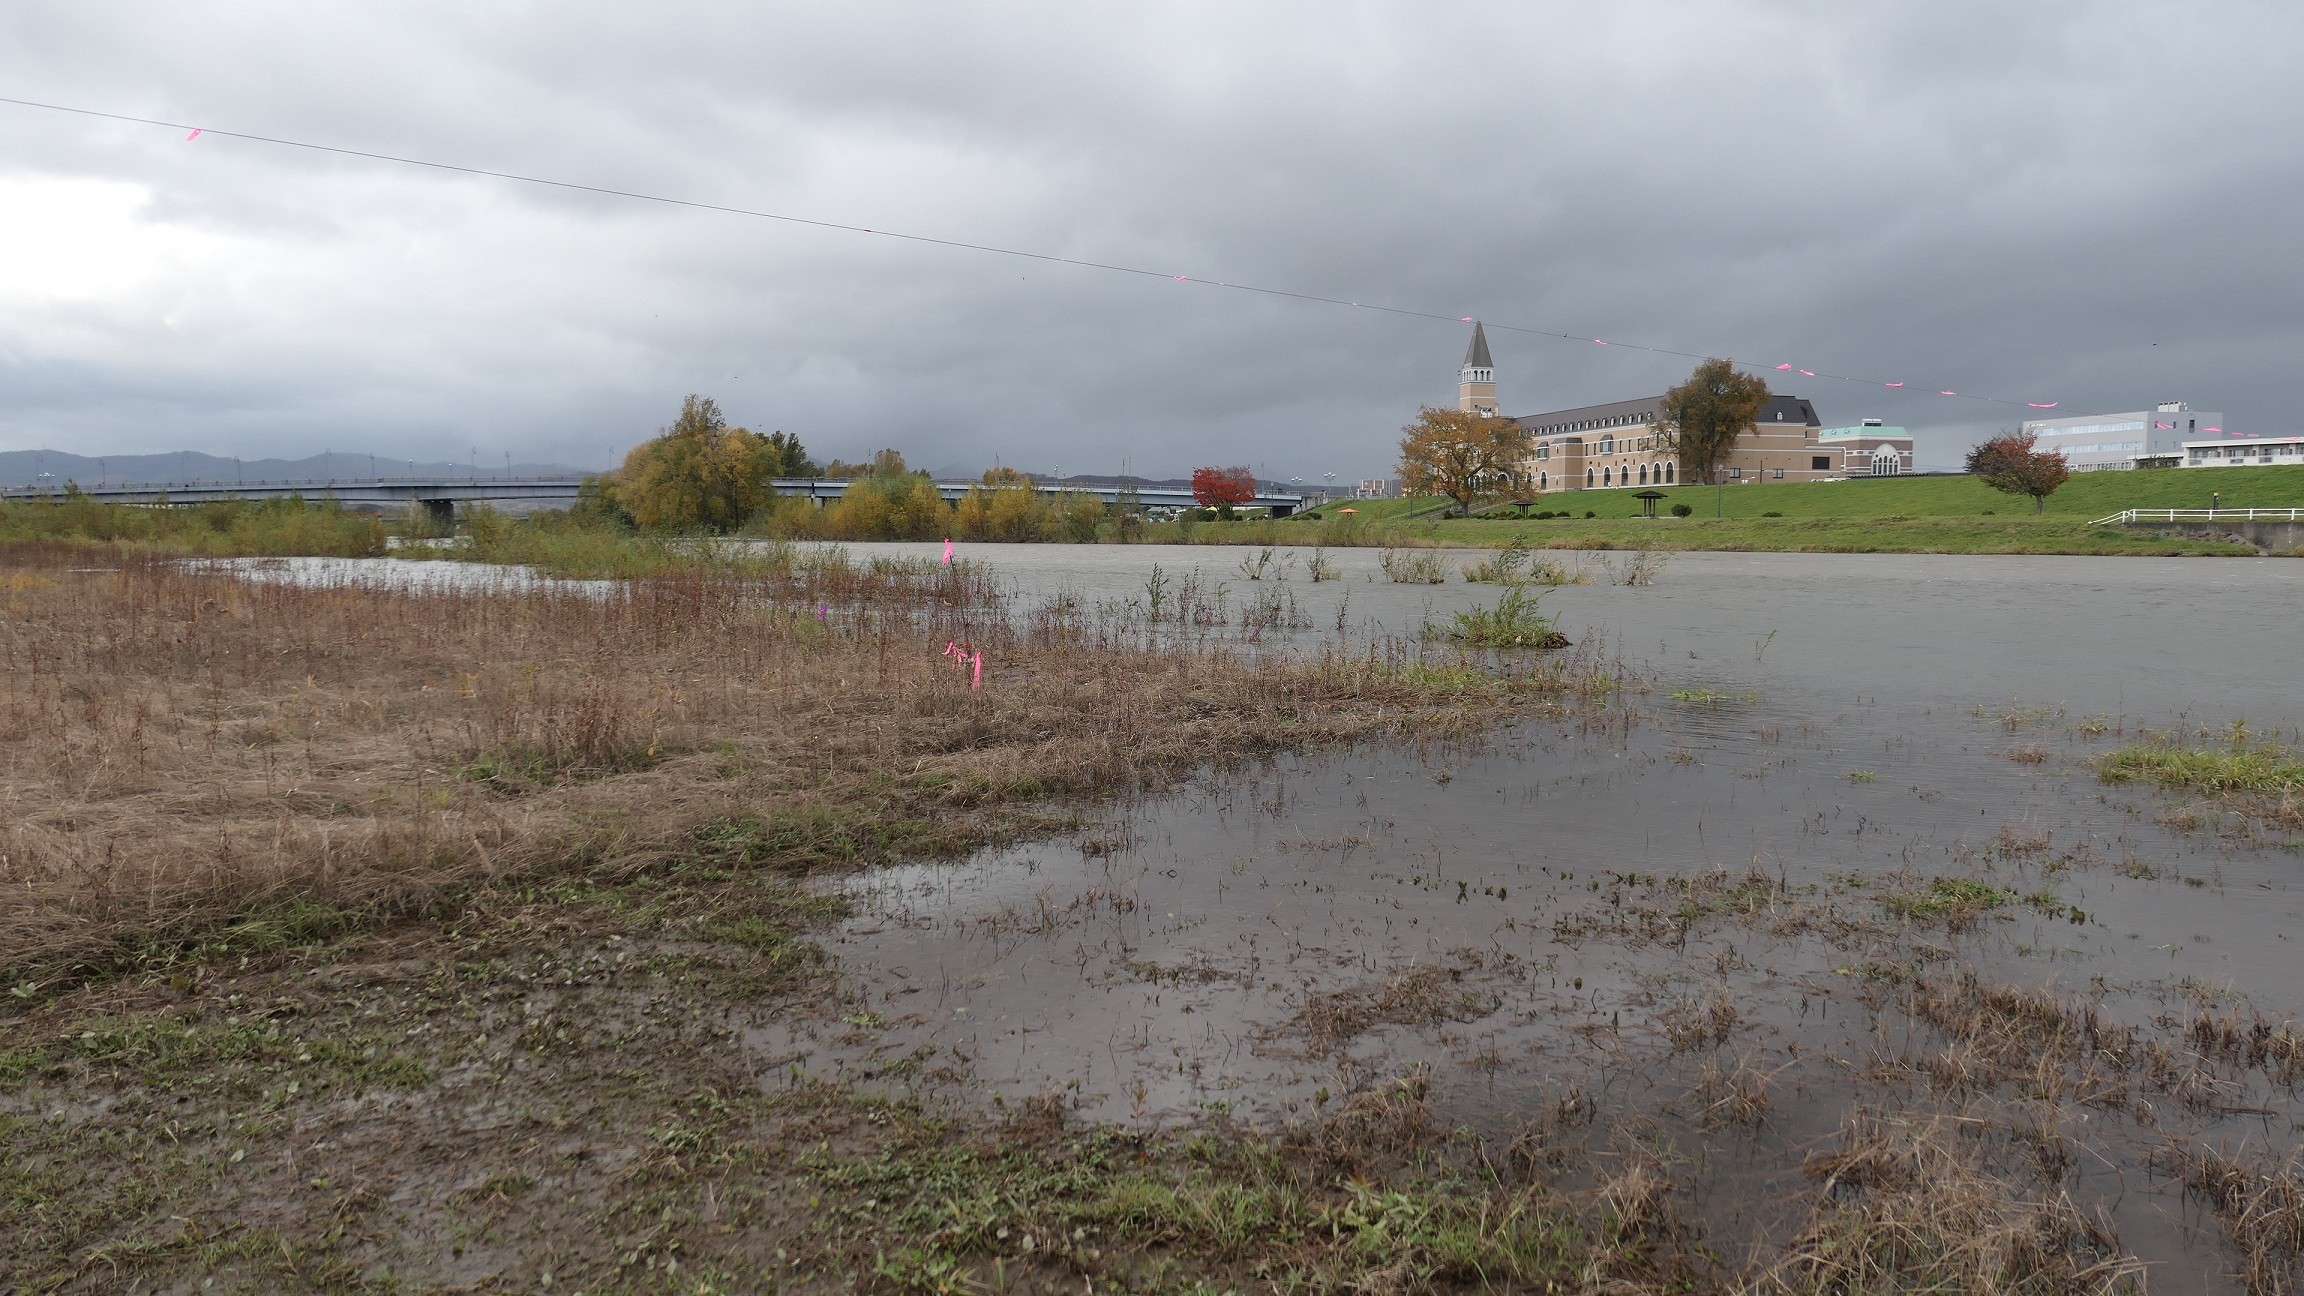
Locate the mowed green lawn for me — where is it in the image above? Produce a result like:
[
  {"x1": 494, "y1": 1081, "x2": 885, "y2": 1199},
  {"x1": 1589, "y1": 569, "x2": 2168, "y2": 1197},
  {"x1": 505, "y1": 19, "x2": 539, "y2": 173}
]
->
[
  {"x1": 1280, "y1": 465, "x2": 2304, "y2": 556},
  {"x1": 1299, "y1": 464, "x2": 2304, "y2": 522}
]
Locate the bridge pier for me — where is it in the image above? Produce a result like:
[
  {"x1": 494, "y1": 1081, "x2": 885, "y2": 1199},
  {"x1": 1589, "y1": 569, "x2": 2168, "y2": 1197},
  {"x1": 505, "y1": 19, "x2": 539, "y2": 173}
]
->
[{"x1": 421, "y1": 499, "x2": 456, "y2": 529}]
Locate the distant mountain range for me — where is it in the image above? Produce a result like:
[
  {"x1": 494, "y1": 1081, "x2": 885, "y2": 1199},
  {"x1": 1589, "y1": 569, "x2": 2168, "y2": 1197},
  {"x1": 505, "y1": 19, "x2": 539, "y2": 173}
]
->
[{"x1": 0, "y1": 450, "x2": 599, "y2": 488}]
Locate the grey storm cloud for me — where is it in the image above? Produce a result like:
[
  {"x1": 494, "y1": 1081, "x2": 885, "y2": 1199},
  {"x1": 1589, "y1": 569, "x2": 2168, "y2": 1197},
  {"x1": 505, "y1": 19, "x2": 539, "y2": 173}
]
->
[{"x1": 2, "y1": 0, "x2": 2299, "y2": 479}]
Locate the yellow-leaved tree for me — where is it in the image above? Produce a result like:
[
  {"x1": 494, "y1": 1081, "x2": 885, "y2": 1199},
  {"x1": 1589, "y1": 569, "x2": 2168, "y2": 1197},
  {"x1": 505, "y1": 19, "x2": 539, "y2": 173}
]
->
[
  {"x1": 603, "y1": 396, "x2": 794, "y2": 532},
  {"x1": 1396, "y1": 406, "x2": 1531, "y2": 517}
]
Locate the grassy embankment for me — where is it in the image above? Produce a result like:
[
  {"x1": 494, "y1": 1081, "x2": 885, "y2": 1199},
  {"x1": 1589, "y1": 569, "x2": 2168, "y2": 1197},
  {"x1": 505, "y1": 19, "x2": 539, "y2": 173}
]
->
[{"x1": 1271, "y1": 463, "x2": 2304, "y2": 556}]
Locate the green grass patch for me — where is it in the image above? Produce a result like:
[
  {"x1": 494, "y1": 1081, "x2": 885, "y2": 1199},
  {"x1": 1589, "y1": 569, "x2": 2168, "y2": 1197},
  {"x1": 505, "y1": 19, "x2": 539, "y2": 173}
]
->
[
  {"x1": 1881, "y1": 877, "x2": 2016, "y2": 922},
  {"x1": 1434, "y1": 589, "x2": 1568, "y2": 648},
  {"x1": 800, "y1": 1108, "x2": 1635, "y2": 1294},
  {"x1": 2099, "y1": 744, "x2": 2304, "y2": 798}
]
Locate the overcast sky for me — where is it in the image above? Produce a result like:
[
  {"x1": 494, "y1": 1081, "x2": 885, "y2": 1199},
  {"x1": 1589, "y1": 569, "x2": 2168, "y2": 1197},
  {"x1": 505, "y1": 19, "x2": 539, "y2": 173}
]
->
[{"x1": 3, "y1": 1, "x2": 2299, "y2": 479}]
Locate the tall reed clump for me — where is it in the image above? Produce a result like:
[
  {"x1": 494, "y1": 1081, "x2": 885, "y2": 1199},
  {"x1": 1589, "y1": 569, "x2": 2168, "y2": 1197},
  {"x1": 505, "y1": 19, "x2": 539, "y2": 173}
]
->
[
  {"x1": 0, "y1": 541, "x2": 1592, "y2": 980},
  {"x1": 0, "y1": 495, "x2": 386, "y2": 556}
]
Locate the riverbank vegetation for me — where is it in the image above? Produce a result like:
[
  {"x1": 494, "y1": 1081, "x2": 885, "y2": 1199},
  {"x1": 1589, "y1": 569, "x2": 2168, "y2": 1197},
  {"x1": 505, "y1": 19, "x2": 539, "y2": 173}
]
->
[
  {"x1": 0, "y1": 541, "x2": 1597, "y2": 981},
  {"x1": 0, "y1": 492, "x2": 385, "y2": 555}
]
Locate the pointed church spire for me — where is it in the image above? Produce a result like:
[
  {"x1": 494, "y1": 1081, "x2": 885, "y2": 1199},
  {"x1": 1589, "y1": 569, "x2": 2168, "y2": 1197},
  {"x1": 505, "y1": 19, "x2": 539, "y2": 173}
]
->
[
  {"x1": 1458, "y1": 321, "x2": 1497, "y2": 415},
  {"x1": 1463, "y1": 320, "x2": 1493, "y2": 370}
]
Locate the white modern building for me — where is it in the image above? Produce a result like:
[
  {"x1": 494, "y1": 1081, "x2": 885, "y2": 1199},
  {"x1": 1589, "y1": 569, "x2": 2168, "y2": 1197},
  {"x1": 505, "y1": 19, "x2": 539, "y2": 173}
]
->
[
  {"x1": 1815, "y1": 420, "x2": 1914, "y2": 475},
  {"x1": 2021, "y1": 401, "x2": 2227, "y2": 471},
  {"x1": 2180, "y1": 437, "x2": 2304, "y2": 468}
]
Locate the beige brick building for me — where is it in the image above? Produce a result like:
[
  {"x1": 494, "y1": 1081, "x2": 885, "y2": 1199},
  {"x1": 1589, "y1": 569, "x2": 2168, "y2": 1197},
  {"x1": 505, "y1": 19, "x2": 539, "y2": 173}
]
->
[{"x1": 1453, "y1": 322, "x2": 1848, "y2": 492}]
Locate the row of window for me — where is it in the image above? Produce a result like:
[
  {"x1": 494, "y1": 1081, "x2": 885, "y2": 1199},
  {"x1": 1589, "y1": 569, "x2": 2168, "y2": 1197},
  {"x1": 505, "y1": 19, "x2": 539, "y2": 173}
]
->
[
  {"x1": 1535, "y1": 462, "x2": 1680, "y2": 490},
  {"x1": 1533, "y1": 433, "x2": 1661, "y2": 460},
  {"x1": 1530, "y1": 412, "x2": 1656, "y2": 437},
  {"x1": 2187, "y1": 442, "x2": 2304, "y2": 462}
]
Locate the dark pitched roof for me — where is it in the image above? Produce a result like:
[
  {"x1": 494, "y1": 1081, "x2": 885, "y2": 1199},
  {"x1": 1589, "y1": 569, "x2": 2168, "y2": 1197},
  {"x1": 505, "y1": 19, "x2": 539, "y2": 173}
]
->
[
  {"x1": 1462, "y1": 321, "x2": 1493, "y2": 370},
  {"x1": 1515, "y1": 393, "x2": 1821, "y2": 434}
]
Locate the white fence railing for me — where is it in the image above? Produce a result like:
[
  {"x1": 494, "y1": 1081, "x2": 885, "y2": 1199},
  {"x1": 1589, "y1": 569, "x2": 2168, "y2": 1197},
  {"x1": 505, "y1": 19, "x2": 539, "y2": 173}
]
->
[{"x1": 2090, "y1": 508, "x2": 2304, "y2": 525}]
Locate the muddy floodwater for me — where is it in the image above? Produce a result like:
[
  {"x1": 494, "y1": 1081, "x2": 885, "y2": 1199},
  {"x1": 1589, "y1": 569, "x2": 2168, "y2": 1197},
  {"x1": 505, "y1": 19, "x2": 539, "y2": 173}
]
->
[{"x1": 786, "y1": 544, "x2": 2302, "y2": 1286}]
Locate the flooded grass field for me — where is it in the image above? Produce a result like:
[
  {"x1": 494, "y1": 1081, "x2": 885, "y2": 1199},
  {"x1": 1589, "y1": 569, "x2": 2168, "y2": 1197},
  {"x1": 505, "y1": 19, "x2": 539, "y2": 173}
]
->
[
  {"x1": 793, "y1": 543, "x2": 2304, "y2": 1290},
  {"x1": 4, "y1": 541, "x2": 2298, "y2": 1293}
]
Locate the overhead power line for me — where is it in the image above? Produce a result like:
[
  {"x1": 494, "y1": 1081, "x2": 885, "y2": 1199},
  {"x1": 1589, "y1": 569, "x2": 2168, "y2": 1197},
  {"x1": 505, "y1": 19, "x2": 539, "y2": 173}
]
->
[{"x1": 1, "y1": 94, "x2": 2069, "y2": 413}]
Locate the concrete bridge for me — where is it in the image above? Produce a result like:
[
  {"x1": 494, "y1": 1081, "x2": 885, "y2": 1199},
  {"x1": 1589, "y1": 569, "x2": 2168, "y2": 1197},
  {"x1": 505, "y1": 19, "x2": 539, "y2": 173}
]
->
[
  {"x1": 0, "y1": 477, "x2": 589, "y2": 526},
  {"x1": 768, "y1": 480, "x2": 1304, "y2": 517},
  {"x1": 2, "y1": 476, "x2": 1307, "y2": 521}
]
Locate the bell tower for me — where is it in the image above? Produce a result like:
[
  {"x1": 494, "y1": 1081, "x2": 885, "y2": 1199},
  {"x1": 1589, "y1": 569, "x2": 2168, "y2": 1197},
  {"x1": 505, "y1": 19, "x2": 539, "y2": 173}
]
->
[{"x1": 1458, "y1": 321, "x2": 1497, "y2": 416}]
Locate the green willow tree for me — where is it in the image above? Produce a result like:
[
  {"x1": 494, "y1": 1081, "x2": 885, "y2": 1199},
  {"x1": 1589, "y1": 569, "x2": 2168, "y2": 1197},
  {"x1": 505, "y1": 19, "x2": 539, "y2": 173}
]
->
[
  {"x1": 599, "y1": 395, "x2": 795, "y2": 532},
  {"x1": 1657, "y1": 359, "x2": 1771, "y2": 483}
]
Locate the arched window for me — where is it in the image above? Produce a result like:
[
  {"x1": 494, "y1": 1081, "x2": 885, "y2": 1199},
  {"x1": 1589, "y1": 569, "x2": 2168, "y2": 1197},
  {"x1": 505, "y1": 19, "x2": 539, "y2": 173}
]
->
[
  {"x1": 1639, "y1": 464, "x2": 1648, "y2": 485},
  {"x1": 1665, "y1": 462, "x2": 1675, "y2": 483},
  {"x1": 1603, "y1": 467, "x2": 1612, "y2": 486},
  {"x1": 1585, "y1": 468, "x2": 1594, "y2": 487},
  {"x1": 1539, "y1": 471, "x2": 1548, "y2": 489}
]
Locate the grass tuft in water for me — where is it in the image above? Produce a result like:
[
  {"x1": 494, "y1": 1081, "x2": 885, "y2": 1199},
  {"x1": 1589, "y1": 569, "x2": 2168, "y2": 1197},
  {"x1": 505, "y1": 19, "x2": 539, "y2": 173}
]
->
[{"x1": 1435, "y1": 589, "x2": 1569, "y2": 649}]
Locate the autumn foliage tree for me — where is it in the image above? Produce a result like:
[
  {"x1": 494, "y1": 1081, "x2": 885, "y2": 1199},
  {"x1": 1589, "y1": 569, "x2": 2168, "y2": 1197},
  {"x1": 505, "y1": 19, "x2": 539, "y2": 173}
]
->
[
  {"x1": 1191, "y1": 466, "x2": 1258, "y2": 509},
  {"x1": 1395, "y1": 407, "x2": 1531, "y2": 517},
  {"x1": 598, "y1": 395, "x2": 793, "y2": 532},
  {"x1": 1657, "y1": 359, "x2": 1771, "y2": 483},
  {"x1": 1965, "y1": 430, "x2": 2071, "y2": 513}
]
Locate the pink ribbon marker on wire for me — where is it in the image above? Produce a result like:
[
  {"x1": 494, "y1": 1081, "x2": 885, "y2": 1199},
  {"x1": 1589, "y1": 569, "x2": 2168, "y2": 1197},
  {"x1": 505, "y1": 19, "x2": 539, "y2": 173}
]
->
[
  {"x1": 185, "y1": 128, "x2": 201, "y2": 141},
  {"x1": 1885, "y1": 382, "x2": 1904, "y2": 388},
  {"x1": 1798, "y1": 369, "x2": 1815, "y2": 376},
  {"x1": 1775, "y1": 364, "x2": 1793, "y2": 371},
  {"x1": 2027, "y1": 402, "x2": 2059, "y2": 409}
]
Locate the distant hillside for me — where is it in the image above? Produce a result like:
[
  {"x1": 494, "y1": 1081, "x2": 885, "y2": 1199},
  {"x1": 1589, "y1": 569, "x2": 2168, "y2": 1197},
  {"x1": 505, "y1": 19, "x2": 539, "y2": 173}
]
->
[{"x1": 0, "y1": 449, "x2": 598, "y2": 488}]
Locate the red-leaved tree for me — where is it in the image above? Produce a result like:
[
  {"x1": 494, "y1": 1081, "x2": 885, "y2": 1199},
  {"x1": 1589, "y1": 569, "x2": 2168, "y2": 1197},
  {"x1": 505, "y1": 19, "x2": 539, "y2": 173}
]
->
[
  {"x1": 1191, "y1": 466, "x2": 1258, "y2": 509},
  {"x1": 1965, "y1": 431, "x2": 2071, "y2": 513}
]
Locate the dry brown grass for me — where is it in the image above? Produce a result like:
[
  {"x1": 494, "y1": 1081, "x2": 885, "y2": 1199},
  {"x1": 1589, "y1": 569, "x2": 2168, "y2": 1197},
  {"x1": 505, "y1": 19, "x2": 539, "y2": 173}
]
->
[
  {"x1": 1659, "y1": 985, "x2": 1741, "y2": 1051},
  {"x1": 1288, "y1": 962, "x2": 1502, "y2": 1054},
  {"x1": 2162, "y1": 1144, "x2": 2304, "y2": 1296},
  {"x1": 0, "y1": 543, "x2": 1586, "y2": 979},
  {"x1": 1761, "y1": 1108, "x2": 2143, "y2": 1296}
]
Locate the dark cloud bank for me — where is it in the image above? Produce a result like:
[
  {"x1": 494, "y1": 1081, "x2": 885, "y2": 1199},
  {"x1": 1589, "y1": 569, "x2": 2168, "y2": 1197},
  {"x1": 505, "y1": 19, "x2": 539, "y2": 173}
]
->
[{"x1": 2, "y1": 1, "x2": 2299, "y2": 480}]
